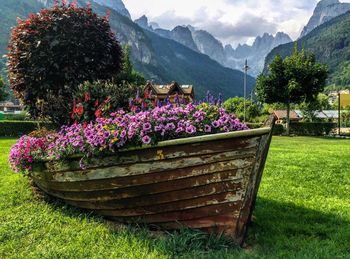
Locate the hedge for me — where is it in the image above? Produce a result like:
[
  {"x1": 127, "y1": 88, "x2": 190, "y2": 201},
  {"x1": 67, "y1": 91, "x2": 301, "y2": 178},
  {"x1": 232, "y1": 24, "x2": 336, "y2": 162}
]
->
[
  {"x1": 290, "y1": 122, "x2": 336, "y2": 136},
  {"x1": 246, "y1": 122, "x2": 284, "y2": 136},
  {"x1": 3, "y1": 113, "x2": 28, "y2": 121},
  {"x1": 0, "y1": 121, "x2": 54, "y2": 137},
  {"x1": 273, "y1": 124, "x2": 284, "y2": 135}
]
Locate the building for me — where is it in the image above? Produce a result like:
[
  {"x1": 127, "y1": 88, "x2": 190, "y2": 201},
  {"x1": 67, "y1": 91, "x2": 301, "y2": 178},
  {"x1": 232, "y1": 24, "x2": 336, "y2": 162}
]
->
[
  {"x1": 143, "y1": 81, "x2": 194, "y2": 103},
  {"x1": 273, "y1": 110, "x2": 300, "y2": 124},
  {"x1": 0, "y1": 101, "x2": 23, "y2": 114},
  {"x1": 273, "y1": 109, "x2": 344, "y2": 123}
]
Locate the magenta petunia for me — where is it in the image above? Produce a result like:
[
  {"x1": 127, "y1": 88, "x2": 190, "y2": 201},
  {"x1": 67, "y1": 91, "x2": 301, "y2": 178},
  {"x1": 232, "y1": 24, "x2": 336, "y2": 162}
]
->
[
  {"x1": 142, "y1": 135, "x2": 151, "y2": 144},
  {"x1": 9, "y1": 102, "x2": 249, "y2": 173}
]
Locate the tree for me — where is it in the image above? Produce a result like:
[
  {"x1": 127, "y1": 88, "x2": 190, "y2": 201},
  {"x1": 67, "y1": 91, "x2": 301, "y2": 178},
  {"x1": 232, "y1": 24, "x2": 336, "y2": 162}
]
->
[
  {"x1": 298, "y1": 93, "x2": 331, "y2": 122},
  {"x1": 256, "y1": 45, "x2": 328, "y2": 135},
  {"x1": 224, "y1": 97, "x2": 260, "y2": 122},
  {"x1": 0, "y1": 77, "x2": 7, "y2": 102},
  {"x1": 7, "y1": 3, "x2": 122, "y2": 125},
  {"x1": 115, "y1": 45, "x2": 146, "y2": 86}
]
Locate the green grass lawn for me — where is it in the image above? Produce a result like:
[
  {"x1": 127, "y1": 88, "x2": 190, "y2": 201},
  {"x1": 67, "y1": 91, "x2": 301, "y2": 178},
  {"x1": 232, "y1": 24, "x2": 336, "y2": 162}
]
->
[{"x1": 0, "y1": 137, "x2": 349, "y2": 258}]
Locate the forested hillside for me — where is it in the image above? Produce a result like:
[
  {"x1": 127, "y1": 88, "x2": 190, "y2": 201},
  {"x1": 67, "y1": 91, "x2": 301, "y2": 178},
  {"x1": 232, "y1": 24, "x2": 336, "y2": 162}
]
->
[{"x1": 264, "y1": 11, "x2": 350, "y2": 86}]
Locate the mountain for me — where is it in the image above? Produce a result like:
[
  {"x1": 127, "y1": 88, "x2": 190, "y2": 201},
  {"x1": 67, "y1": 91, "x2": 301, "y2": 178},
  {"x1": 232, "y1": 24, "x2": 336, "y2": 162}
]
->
[
  {"x1": 170, "y1": 26, "x2": 199, "y2": 52},
  {"x1": 92, "y1": 0, "x2": 131, "y2": 19},
  {"x1": 0, "y1": 0, "x2": 255, "y2": 100},
  {"x1": 191, "y1": 29, "x2": 226, "y2": 65},
  {"x1": 264, "y1": 11, "x2": 350, "y2": 86},
  {"x1": 137, "y1": 15, "x2": 292, "y2": 77},
  {"x1": 225, "y1": 32, "x2": 292, "y2": 76},
  {"x1": 300, "y1": 0, "x2": 350, "y2": 37}
]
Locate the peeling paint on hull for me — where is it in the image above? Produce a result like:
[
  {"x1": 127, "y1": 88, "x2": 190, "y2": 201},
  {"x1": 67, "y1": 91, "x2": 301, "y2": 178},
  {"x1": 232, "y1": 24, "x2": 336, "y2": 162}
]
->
[{"x1": 31, "y1": 116, "x2": 275, "y2": 246}]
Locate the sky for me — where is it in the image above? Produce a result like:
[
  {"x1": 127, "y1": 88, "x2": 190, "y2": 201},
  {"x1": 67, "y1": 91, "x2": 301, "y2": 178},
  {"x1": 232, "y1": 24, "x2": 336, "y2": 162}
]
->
[{"x1": 122, "y1": 0, "x2": 350, "y2": 47}]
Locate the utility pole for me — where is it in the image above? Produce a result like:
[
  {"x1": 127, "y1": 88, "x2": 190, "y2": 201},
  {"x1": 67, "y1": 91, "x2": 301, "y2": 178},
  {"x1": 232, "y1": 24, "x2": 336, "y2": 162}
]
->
[{"x1": 243, "y1": 59, "x2": 250, "y2": 123}]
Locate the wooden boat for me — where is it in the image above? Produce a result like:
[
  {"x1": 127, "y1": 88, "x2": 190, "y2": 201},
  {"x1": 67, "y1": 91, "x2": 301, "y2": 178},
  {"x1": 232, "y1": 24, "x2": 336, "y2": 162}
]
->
[{"x1": 31, "y1": 116, "x2": 275, "y2": 245}]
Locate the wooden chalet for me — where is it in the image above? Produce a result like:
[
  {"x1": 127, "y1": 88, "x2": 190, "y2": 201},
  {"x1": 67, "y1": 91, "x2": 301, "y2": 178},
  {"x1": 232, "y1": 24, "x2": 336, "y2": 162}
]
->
[{"x1": 143, "y1": 81, "x2": 194, "y2": 103}]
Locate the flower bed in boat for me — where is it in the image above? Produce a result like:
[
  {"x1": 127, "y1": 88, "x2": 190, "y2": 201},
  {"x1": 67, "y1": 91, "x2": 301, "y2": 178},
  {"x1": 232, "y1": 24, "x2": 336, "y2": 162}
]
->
[{"x1": 9, "y1": 103, "x2": 248, "y2": 173}]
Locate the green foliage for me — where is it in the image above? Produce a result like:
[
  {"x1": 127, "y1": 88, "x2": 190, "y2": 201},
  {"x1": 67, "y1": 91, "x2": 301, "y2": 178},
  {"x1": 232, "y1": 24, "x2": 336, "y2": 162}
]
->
[
  {"x1": 257, "y1": 46, "x2": 328, "y2": 105},
  {"x1": 265, "y1": 12, "x2": 350, "y2": 87},
  {"x1": 7, "y1": 3, "x2": 122, "y2": 125},
  {"x1": 298, "y1": 93, "x2": 332, "y2": 122},
  {"x1": 3, "y1": 112, "x2": 28, "y2": 121},
  {"x1": 289, "y1": 122, "x2": 336, "y2": 136},
  {"x1": 223, "y1": 97, "x2": 260, "y2": 121},
  {"x1": 115, "y1": 46, "x2": 146, "y2": 86},
  {"x1": 272, "y1": 124, "x2": 284, "y2": 135},
  {"x1": 257, "y1": 45, "x2": 328, "y2": 134},
  {"x1": 341, "y1": 106, "x2": 350, "y2": 127},
  {"x1": 71, "y1": 80, "x2": 138, "y2": 123},
  {"x1": 0, "y1": 121, "x2": 53, "y2": 137},
  {"x1": 1, "y1": 137, "x2": 350, "y2": 258},
  {"x1": 0, "y1": 77, "x2": 7, "y2": 101}
]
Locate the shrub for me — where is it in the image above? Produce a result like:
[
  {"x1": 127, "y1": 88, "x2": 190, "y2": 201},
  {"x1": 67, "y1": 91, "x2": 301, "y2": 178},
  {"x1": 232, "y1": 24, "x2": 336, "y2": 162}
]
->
[
  {"x1": 7, "y1": 3, "x2": 122, "y2": 125},
  {"x1": 3, "y1": 113, "x2": 28, "y2": 121},
  {"x1": 0, "y1": 121, "x2": 53, "y2": 137},
  {"x1": 290, "y1": 122, "x2": 336, "y2": 136},
  {"x1": 245, "y1": 123, "x2": 263, "y2": 129},
  {"x1": 71, "y1": 80, "x2": 138, "y2": 123},
  {"x1": 223, "y1": 97, "x2": 260, "y2": 121},
  {"x1": 273, "y1": 124, "x2": 284, "y2": 135}
]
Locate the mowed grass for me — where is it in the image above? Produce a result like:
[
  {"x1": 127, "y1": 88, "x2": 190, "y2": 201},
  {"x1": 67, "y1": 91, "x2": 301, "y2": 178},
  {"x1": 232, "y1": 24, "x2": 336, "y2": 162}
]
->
[{"x1": 0, "y1": 137, "x2": 349, "y2": 258}]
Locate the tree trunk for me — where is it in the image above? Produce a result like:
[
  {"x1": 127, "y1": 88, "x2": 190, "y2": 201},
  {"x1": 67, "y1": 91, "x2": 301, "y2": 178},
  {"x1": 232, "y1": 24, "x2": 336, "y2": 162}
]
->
[{"x1": 286, "y1": 102, "x2": 290, "y2": 136}]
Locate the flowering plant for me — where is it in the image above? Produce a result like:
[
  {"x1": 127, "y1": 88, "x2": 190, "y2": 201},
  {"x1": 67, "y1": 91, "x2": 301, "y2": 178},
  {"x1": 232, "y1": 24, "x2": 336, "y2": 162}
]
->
[
  {"x1": 9, "y1": 102, "x2": 248, "y2": 173},
  {"x1": 71, "y1": 80, "x2": 138, "y2": 123}
]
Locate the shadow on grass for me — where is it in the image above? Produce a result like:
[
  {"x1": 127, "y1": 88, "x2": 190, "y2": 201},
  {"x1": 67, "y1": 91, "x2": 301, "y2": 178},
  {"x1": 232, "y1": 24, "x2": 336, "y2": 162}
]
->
[
  {"x1": 33, "y1": 182, "x2": 350, "y2": 257},
  {"x1": 247, "y1": 197, "x2": 350, "y2": 253}
]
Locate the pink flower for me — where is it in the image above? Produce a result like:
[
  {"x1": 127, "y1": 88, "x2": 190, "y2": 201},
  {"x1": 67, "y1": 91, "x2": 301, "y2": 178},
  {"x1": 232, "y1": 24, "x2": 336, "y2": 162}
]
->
[
  {"x1": 204, "y1": 125, "x2": 212, "y2": 133},
  {"x1": 142, "y1": 135, "x2": 151, "y2": 144}
]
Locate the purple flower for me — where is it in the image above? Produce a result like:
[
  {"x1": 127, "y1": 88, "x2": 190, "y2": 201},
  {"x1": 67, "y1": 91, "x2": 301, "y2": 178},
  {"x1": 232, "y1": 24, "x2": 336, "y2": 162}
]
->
[
  {"x1": 165, "y1": 123, "x2": 175, "y2": 131},
  {"x1": 143, "y1": 122, "x2": 152, "y2": 131},
  {"x1": 142, "y1": 135, "x2": 151, "y2": 144},
  {"x1": 185, "y1": 125, "x2": 196, "y2": 134},
  {"x1": 120, "y1": 130, "x2": 126, "y2": 138},
  {"x1": 9, "y1": 101, "x2": 250, "y2": 173},
  {"x1": 212, "y1": 121, "x2": 220, "y2": 128},
  {"x1": 204, "y1": 125, "x2": 212, "y2": 133}
]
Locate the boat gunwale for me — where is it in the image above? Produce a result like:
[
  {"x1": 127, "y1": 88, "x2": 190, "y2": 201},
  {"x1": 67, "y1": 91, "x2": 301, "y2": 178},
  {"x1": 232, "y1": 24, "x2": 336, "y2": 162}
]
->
[{"x1": 34, "y1": 127, "x2": 271, "y2": 164}]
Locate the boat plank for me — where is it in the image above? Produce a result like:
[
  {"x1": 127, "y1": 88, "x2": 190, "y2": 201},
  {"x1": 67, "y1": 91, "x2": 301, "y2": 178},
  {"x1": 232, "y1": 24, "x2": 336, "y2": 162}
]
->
[
  {"x1": 47, "y1": 152, "x2": 256, "y2": 182},
  {"x1": 62, "y1": 181, "x2": 244, "y2": 210},
  {"x1": 94, "y1": 191, "x2": 243, "y2": 217},
  {"x1": 42, "y1": 137, "x2": 260, "y2": 173},
  {"x1": 108, "y1": 202, "x2": 241, "y2": 223},
  {"x1": 35, "y1": 157, "x2": 253, "y2": 192},
  {"x1": 34, "y1": 166, "x2": 251, "y2": 202}
]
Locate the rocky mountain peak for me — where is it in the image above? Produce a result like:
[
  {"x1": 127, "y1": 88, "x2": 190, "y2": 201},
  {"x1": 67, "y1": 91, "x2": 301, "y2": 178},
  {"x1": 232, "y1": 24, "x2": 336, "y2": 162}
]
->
[
  {"x1": 300, "y1": 0, "x2": 350, "y2": 37},
  {"x1": 92, "y1": 0, "x2": 131, "y2": 19},
  {"x1": 134, "y1": 15, "x2": 149, "y2": 29},
  {"x1": 316, "y1": 0, "x2": 340, "y2": 9},
  {"x1": 171, "y1": 26, "x2": 199, "y2": 52}
]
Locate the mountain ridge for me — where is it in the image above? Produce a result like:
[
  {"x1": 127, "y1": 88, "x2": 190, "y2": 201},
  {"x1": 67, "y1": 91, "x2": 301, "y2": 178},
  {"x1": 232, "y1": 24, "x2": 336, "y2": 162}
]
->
[
  {"x1": 300, "y1": 0, "x2": 350, "y2": 37},
  {"x1": 133, "y1": 15, "x2": 292, "y2": 77},
  {"x1": 264, "y1": 11, "x2": 350, "y2": 86},
  {"x1": 0, "y1": 0, "x2": 255, "y2": 100}
]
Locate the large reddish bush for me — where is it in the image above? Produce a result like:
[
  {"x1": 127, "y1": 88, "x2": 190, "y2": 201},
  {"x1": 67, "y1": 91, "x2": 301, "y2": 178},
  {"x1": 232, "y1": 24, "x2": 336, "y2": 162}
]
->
[{"x1": 7, "y1": 2, "x2": 122, "y2": 125}]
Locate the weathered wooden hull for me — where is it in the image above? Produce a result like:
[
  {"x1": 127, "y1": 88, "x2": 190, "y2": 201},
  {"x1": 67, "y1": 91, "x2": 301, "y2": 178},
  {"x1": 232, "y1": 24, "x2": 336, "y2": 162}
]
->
[{"x1": 31, "y1": 117, "x2": 275, "y2": 245}]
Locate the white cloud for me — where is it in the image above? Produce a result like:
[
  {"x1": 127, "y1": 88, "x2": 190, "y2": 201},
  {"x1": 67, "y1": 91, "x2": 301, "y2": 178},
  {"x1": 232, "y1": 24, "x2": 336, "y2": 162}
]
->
[{"x1": 123, "y1": 0, "x2": 350, "y2": 46}]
